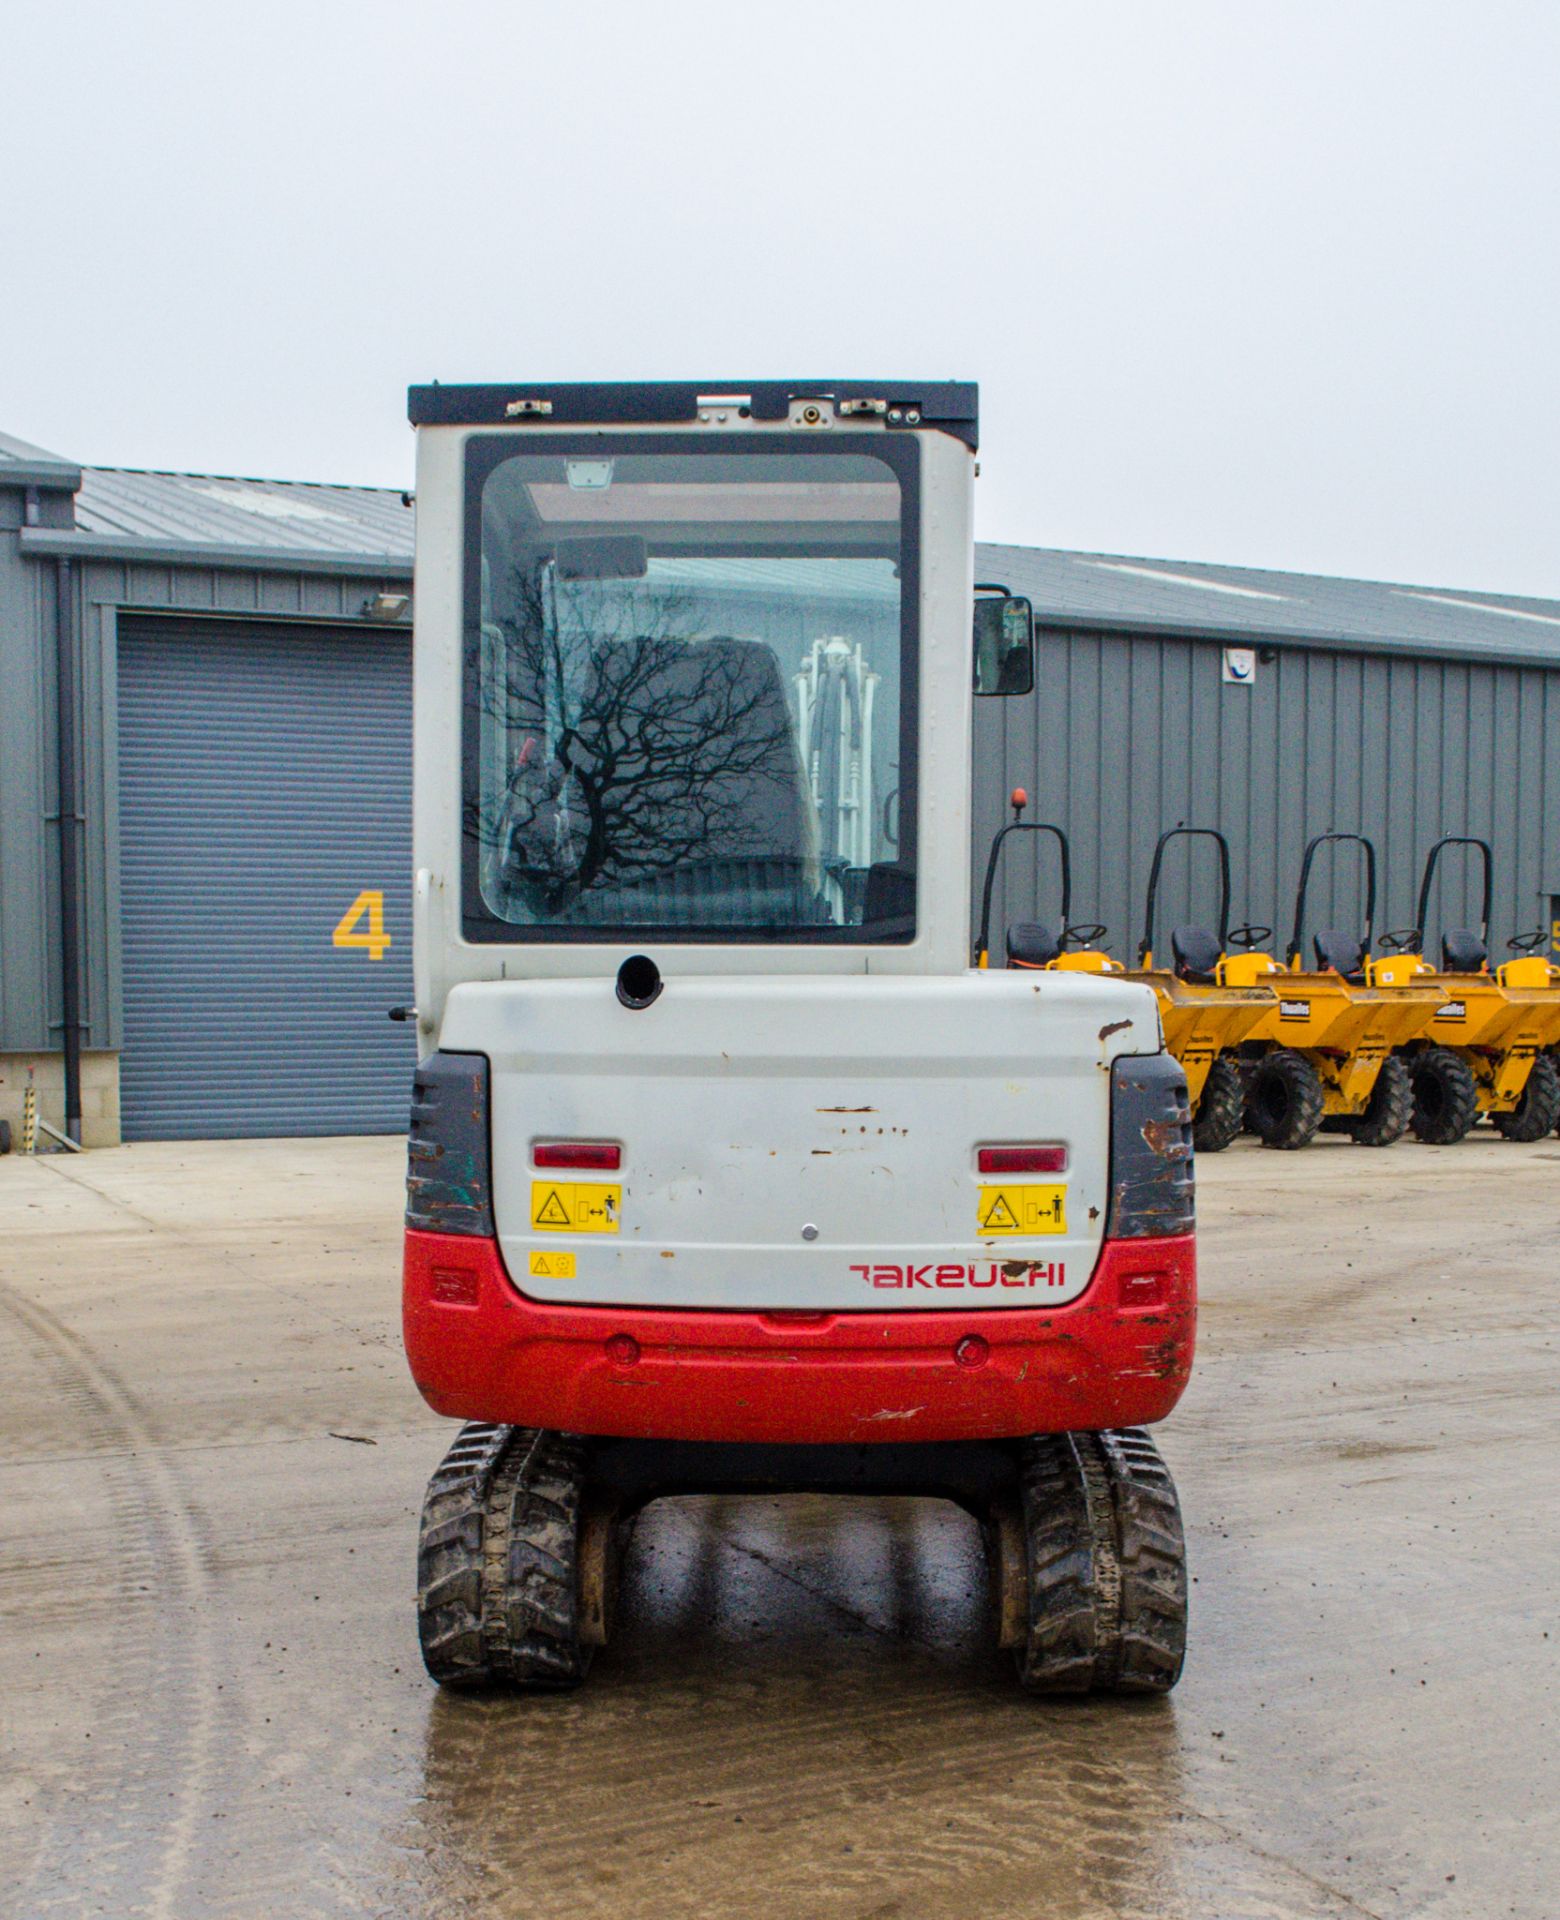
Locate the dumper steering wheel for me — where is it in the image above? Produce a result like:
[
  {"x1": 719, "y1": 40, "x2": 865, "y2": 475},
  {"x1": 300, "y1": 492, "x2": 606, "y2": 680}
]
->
[
  {"x1": 1226, "y1": 924, "x2": 1271, "y2": 949},
  {"x1": 1507, "y1": 928, "x2": 1548, "y2": 954},
  {"x1": 1377, "y1": 928, "x2": 1423, "y2": 953},
  {"x1": 1062, "y1": 923, "x2": 1107, "y2": 948}
]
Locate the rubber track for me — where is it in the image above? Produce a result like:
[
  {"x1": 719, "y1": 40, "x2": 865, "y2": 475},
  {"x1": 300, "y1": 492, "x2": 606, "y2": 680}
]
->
[
  {"x1": 1015, "y1": 1429, "x2": 1187, "y2": 1695},
  {"x1": 417, "y1": 1423, "x2": 592, "y2": 1690},
  {"x1": 1191, "y1": 1056, "x2": 1245, "y2": 1153},
  {"x1": 1494, "y1": 1051, "x2": 1560, "y2": 1141},
  {"x1": 1349, "y1": 1053, "x2": 1413, "y2": 1147},
  {"x1": 1096, "y1": 1429, "x2": 1188, "y2": 1692},
  {"x1": 1410, "y1": 1046, "x2": 1479, "y2": 1144},
  {"x1": 1014, "y1": 1435, "x2": 1098, "y2": 1692}
]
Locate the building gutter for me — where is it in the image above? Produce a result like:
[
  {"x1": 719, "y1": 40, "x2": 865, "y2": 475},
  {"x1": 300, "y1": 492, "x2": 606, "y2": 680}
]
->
[
  {"x1": 18, "y1": 527, "x2": 413, "y2": 580},
  {"x1": 1034, "y1": 609, "x2": 1560, "y2": 676},
  {"x1": 53, "y1": 557, "x2": 83, "y2": 1143}
]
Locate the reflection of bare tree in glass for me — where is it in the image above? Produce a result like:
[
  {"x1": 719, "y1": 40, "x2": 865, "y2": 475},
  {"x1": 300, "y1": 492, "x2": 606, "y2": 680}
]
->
[{"x1": 470, "y1": 565, "x2": 818, "y2": 923}]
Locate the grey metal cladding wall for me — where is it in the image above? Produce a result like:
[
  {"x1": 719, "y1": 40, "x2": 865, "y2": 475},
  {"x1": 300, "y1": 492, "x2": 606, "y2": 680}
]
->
[
  {"x1": 117, "y1": 618, "x2": 415, "y2": 1139},
  {"x1": 972, "y1": 628, "x2": 1560, "y2": 965}
]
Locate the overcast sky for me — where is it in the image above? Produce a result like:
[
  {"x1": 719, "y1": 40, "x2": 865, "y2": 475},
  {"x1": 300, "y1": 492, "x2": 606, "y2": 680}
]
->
[{"x1": 5, "y1": 2, "x2": 1558, "y2": 596}]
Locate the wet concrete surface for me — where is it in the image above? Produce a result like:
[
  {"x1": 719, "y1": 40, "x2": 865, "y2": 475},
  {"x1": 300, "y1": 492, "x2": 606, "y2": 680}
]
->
[{"x1": 0, "y1": 1133, "x2": 1555, "y2": 1919}]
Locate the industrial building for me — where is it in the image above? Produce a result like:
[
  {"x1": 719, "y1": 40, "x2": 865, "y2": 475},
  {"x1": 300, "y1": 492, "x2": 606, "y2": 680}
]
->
[{"x1": 2, "y1": 425, "x2": 1557, "y2": 1146}]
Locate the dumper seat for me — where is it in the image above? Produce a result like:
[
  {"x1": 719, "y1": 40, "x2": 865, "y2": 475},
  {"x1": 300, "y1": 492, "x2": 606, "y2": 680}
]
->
[
  {"x1": 1170, "y1": 926, "x2": 1221, "y2": 983},
  {"x1": 1441, "y1": 929, "x2": 1488, "y2": 973},
  {"x1": 1006, "y1": 921, "x2": 1062, "y2": 969},
  {"x1": 1313, "y1": 929, "x2": 1366, "y2": 980}
]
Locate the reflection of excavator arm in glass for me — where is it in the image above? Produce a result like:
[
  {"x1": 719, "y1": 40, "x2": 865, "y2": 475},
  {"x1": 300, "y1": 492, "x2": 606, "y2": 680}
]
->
[{"x1": 795, "y1": 636, "x2": 878, "y2": 917}]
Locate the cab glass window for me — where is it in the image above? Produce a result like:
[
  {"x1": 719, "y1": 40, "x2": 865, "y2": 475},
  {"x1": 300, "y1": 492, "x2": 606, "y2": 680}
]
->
[{"x1": 463, "y1": 438, "x2": 918, "y2": 943}]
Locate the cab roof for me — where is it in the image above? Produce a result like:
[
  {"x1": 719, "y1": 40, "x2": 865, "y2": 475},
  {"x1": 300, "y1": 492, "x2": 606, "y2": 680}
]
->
[{"x1": 406, "y1": 380, "x2": 979, "y2": 450}]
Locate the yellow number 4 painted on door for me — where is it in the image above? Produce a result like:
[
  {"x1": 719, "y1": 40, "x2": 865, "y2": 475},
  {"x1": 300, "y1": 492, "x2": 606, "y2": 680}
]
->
[{"x1": 333, "y1": 889, "x2": 392, "y2": 960}]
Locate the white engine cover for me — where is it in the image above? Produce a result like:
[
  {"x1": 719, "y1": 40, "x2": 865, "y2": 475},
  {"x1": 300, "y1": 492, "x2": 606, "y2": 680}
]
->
[{"x1": 437, "y1": 969, "x2": 1162, "y2": 1312}]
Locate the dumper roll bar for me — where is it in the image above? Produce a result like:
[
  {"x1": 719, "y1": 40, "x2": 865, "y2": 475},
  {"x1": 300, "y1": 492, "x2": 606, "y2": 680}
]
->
[
  {"x1": 1287, "y1": 832, "x2": 1376, "y2": 968},
  {"x1": 1137, "y1": 827, "x2": 1231, "y2": 969},
  {"x1": 975, "y1": 791, "x2": 1070, "y2": 965},
  {"x1": 1415, "y1": 836, "x2": 1493, "y2": 950}
]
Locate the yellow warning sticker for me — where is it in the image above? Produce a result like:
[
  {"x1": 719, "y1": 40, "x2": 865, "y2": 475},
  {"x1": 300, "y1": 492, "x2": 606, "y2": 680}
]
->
[
  {"x1": 528, "y1": 1250, "x2": 577, "y2": 1279},
  {"x1": 978, "y1": 1184, "x2": 1067, "y2": 1236},
  {"x1": 530, "y1": 1181, "x2": 620, "y2": 1234}
]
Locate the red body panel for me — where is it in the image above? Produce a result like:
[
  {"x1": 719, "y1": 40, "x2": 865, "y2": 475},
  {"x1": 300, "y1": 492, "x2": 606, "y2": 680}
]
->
[{"x1": 403, "y1": 1230, "x2": 1196, "y2": 1445}]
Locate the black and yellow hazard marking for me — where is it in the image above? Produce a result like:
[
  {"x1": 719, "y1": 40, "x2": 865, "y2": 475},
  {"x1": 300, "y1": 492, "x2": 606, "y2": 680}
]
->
[
  {"x1": 529, "y1": 1182, "x2": 620, "y2": 1234},
  {"x1": 978, "y1": 1184, "x2": 1067, "y2": 1236}
]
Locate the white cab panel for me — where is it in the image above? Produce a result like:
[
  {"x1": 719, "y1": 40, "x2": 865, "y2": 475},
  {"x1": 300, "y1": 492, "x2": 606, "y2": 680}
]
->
[{"x1": 438, "y1": 968, "x2": 1161, "y2": 1311}]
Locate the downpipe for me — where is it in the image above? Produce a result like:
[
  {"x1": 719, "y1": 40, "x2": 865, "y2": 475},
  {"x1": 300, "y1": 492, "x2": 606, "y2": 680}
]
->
[{"x1": 53, "y1": 556, "x2": 83, "y2": 1144}]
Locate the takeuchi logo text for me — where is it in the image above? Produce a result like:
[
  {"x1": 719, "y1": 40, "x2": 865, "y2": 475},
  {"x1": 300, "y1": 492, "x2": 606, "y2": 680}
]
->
[{"x1": 851, "y1": 1262, "x2": 1066, "y2": 1289}]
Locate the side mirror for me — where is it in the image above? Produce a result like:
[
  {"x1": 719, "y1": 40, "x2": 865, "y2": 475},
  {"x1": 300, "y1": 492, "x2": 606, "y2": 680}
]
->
[{"x1": 972, "y1": 591, "x2": 1034, "y2": 696}]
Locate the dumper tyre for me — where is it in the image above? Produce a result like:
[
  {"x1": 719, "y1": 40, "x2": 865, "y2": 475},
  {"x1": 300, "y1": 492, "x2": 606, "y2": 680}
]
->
[
  {"x1": 416, "y1": 1423, "x2": 594, "y2": 1691},
  {"x1": 1409, "y1": 1047, "x2": 1479, "y2": 1145},
  {"x1": 1348, "y1": 1054, "x2": 1413, "y2": 1147},
  {"x1": 1493, "y1": 1051, "x2": 1560, "y2": 1142},
  {"x1": 1245, "y1": 1049, "x2": 1325, "y2": 1150},
  {"x1": 1014, "y1": 1429, "x2": 1187, "y2": 1696},
  {"x1": 1191, "y1": 1057, "x2": 1244, "y2": 1153}
]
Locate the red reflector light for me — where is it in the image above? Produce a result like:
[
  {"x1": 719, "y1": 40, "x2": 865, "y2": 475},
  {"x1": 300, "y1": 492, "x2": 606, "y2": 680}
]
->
[
  {"x1": 1118, "y1": 1268, "x2": 1168, "y2": 1307},
  {"x1": 430, "y1": 1266, "x2": 480, "y2": 1306},
  {"x1": 977, "y1": 1144, "x2": 1068, "y2": 1175},
  {"x1": 534, "y1": 1141, "x2": 622, "y2": 1171}
]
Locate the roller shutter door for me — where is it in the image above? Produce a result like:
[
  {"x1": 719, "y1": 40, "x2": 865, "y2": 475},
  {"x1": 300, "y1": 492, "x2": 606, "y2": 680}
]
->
[{"x1": 117, "y1": 618, "x2": 415, "y2": 1139}]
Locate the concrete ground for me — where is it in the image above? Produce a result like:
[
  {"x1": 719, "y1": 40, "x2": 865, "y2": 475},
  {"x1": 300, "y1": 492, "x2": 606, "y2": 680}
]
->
[{"x1": 0, "y1": 1133, "x2": 1555, "y2": 1920}]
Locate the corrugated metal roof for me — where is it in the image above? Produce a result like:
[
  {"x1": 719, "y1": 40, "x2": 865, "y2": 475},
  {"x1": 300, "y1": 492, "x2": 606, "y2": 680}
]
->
[
  {"x1": 25, "y1": 450, "x2": 1560, "y2": 667},
  {"x1": 0, "y1": 428, "x2": 81, "y2": 489},
  {"x1": 983, "y1": 542, "x2": 1560, "y2": 667},
  {"x1": 73, "y1": 466, "x2": 415, "y2": 559}
]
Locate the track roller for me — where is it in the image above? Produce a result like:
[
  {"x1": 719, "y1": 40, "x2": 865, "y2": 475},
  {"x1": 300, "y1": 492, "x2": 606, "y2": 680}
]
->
[
  {"x1": 417, "y1": 1423, "x2": 608, "y2": 1691},
  {"x1": 1006, "y1": 1428, "x2": 1187, "y2": 1696}
]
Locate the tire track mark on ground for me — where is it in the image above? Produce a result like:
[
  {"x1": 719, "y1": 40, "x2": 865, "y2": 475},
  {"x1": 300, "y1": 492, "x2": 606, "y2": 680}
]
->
[{"x1": 0, "y1": 1282, "x2": 225, "y2": 1920}]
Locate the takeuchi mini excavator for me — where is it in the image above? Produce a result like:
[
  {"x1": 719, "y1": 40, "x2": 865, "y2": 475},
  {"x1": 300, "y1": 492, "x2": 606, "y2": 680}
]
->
[
  {"x1": 1373, "y1": 837, "x2": 1560, "y2": 1142},
  {"x1": 400, "y1": 380, "x2": 1195, "y2": 1696}
]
